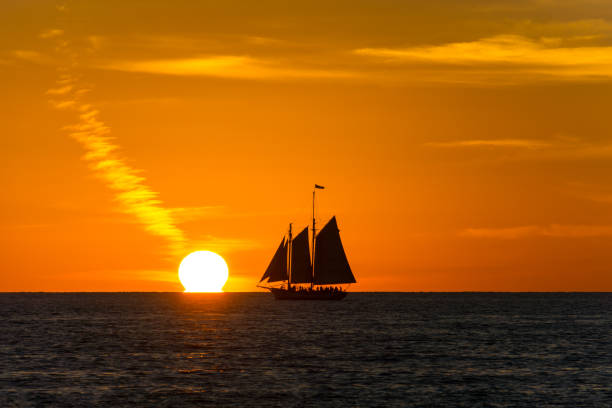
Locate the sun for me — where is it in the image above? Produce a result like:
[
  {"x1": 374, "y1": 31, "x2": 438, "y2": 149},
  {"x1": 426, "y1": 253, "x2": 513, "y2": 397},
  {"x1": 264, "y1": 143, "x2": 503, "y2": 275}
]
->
[{"x1": 178, "y1": 251, "x2": 229, "y2": 292}]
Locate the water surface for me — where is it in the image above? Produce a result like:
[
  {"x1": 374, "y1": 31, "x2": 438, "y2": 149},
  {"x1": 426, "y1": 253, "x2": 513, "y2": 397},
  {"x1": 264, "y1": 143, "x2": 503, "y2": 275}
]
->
[{"x1": 1, "y1": 293, "x2": 610, "y2": 406}]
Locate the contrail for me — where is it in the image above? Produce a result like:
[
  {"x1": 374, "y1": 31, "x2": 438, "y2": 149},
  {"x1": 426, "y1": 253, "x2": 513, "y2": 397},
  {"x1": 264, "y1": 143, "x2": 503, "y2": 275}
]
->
[{"x1": 45, "y1": 29, "x2": 187, "y2": 257}]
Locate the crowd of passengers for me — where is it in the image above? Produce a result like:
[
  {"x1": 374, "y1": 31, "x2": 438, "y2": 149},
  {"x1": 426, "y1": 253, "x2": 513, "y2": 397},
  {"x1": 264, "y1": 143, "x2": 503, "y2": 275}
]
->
[{"x1": 286, "y1": 285, "x2": 343, "y2": 292}]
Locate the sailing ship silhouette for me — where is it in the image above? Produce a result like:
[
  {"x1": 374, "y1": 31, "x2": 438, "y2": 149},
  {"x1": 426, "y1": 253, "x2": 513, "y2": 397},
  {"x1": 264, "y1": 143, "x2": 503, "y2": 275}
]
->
[{"x1": 258, "y1": 185, "x2": 356, "y2": 300}]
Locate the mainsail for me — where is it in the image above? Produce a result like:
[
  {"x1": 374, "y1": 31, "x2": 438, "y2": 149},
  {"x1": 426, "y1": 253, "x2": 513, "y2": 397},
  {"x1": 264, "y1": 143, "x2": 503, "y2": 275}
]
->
[
  {"x1": 260, "y1": 237, "x2": 287, "y2": 282},
  {"x1": 290, "y1": 227, "x2": 312, "y2": 283},
  {"x1": 313, "y1": 216, "x2": 356, "y2": 284}
]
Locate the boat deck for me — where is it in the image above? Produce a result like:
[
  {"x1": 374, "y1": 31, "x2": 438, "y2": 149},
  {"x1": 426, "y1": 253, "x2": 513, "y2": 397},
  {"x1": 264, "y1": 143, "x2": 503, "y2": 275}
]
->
[{"x1": 269, "y1": 287, "x2": 347, "y2": 300}]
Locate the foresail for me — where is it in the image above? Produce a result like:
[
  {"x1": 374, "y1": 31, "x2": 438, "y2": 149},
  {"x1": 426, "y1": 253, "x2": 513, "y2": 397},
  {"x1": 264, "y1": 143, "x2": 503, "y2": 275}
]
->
[
  {"x1": 313, "y1": 216, "x2": 356, "y2": 285},
  {"x1": 290, "y1": 227, "x2": 312, "y2": 283},
  {"x1": 261, "y1": 237, "x2": 288, "y2": 282}
]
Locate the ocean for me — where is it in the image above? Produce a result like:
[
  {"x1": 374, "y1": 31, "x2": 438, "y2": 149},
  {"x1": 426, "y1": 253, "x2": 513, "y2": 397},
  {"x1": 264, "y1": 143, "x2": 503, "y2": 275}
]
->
[{"x1": 0, "y1": 293, "x2": 610, "y2": 407}]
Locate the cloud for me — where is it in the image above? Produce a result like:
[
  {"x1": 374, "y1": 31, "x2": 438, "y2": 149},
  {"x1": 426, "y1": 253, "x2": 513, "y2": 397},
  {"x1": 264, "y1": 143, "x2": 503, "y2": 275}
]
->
[
  {"x1": 425, "y1": 139, "x2": 550, "y2": 149},
  {"x1": 563, "y1": 182, "x2": 612, "y2": 205},
  {"x1": 102, "y1": 56, "x2": 357, "y2": 80},
  {"x1": 46, "y1": 85, "x2": 73, "y2": 95},
  {"x1": 48, "y1": 74, "x2": 188, "y2": 256},
  {"x1": 424, "y1": 135, "x2": 612, "y2": 162},
  {"x1": 41, "y1": 28, "x2": 191, "y2": 257},
  {"x1": 244, "y1": 36, "x2": 286, "y2": 46},
  {"x1": 511, "y1": 19, "x2": 612, "y2": 40},
  {"x1": 12, "y1": 50, "x2": 50, "y2": 64},
  {"x1": 50, "y1": 99, "x2": 77, "y2": 109},
  {"x1": 39, "y1": 29, "x2": 64, "y2": 39},
  {"x1": 355, "y1": 35, "x2": 612, "y2": 82},
  {"x1": 71, "y1": 109, "x2": 188, "y2": 254},
  {"x1": 462, "y1": 224, "x2": 612, "y2": 239},
  {"x1": 87, "y1": 36, "x2": 106, "y2": 50},
  {"x1": 45, "y1": 31, "x2": 256, "y2": 258}
]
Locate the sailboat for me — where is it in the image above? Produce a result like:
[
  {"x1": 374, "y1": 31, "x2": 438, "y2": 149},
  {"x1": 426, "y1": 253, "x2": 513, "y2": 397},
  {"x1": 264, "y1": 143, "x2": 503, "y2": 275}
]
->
[{"x1": 257, "y1": 185, "x2": 356, "y2": 300}]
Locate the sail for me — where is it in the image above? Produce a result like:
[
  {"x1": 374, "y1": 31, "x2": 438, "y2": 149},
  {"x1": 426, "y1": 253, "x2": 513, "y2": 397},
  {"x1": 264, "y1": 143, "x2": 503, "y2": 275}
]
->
[
  {"x1": 313, "y1": 217, "x2": 356, "y2": 285},
  {"x1": 260, "y1": 237, "x2": 288, "y2": 282},
  {"x1": 290, "y1": 227, "x2": 312, "y2": 283}
]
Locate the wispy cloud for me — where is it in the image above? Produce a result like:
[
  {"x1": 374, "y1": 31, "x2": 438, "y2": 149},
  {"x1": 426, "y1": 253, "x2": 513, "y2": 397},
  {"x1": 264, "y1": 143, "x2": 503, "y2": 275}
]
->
[
  {"x1": 462, "y1": 224, "x2": 612, "y2": 239},
  {"x1": 39, "y1": 29, "x2": 64, "y2": 39},
  {"x1": 355, "y1": 35, "x2": 611, "y2": 66},
  {"x1": 46, "y1": 84, "x2": 73, "y2": 96},
  {"x1": 12, "y1": 50, "x2": 50, "y2": 64},
  {"x1": 62, "y1": 101, "x2": 188, "y2": 255},
  {"x1": 563, "y1": 182, "x2": 612, "y2": 205},
  {"x1": 43, "y1": 27, "x2": 261, "y2": 258},
  {"x1": 44, "y1": 31, "x2": 188, "y2": 257},
  {"x1": 424, "y1": 135, "x2": 612, "y2": 162},
  {"x1": 244, "y1": 36, "x2": 286, "y2": 46},
  {"x1": 425, "y1": 139, "x2": 550, "y2": 149},
  {"x1": 355, "y1": 35, "x2": 612, "y2": 82},
  {"x1": 102, "y1": 56, "x2": 357, "y2": 80}
]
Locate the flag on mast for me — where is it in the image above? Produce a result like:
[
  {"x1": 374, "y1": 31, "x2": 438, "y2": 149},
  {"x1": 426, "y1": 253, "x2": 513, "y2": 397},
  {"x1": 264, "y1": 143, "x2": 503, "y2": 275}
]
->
[{"x1": 315, "y1": 184, "x2": 325, "y2": 189}]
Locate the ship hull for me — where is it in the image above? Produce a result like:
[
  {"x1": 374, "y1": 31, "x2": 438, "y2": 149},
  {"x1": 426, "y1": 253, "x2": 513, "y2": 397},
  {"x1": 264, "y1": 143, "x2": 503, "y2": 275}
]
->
[{"x1": 268, "y1": 287, "x2": 347, "y2": 300}]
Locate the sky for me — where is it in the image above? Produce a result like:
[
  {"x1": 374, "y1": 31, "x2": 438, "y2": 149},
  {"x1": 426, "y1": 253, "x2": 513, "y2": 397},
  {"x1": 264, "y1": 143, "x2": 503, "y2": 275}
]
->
[{"x1": 2, "y1": 0, "x2": 612, "y2": 291}]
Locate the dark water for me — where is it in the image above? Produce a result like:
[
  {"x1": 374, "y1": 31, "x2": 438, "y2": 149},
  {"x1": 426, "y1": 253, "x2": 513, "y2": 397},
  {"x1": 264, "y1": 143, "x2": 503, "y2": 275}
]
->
[{"x1": 0, "y1": 293, "x2": 610, "y2": 407}]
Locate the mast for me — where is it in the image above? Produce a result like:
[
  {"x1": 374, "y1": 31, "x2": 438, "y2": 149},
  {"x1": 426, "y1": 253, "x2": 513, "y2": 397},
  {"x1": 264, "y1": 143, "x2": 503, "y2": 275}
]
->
[
  {"x1": 287, "y1": 223, "x2": 292, "y2": 290},
  {"x1": 311, "y1": 190, "x2": 315, "y2": 288},
  {"x1": 312, "y1": 184, "x2": 325, "y2": 288}
]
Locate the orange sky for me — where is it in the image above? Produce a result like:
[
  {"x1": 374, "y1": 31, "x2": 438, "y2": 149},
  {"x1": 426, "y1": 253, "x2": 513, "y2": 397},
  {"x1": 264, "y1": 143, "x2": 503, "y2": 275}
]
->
[{"x1": 3, "y1": 1, "x2": 612, "y2": 291}]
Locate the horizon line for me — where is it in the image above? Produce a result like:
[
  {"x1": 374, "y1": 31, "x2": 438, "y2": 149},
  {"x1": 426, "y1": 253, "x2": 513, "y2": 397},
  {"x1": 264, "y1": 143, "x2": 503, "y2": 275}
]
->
[{"x1": 1, "y1": 291, "x2": 610, "y2": 294}]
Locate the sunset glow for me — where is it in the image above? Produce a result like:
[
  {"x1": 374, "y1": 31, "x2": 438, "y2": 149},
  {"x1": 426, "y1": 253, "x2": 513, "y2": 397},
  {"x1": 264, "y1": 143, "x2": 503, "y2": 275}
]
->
[{"x1": 3, "y1": 1, "x2": 612, "y2": 292}]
